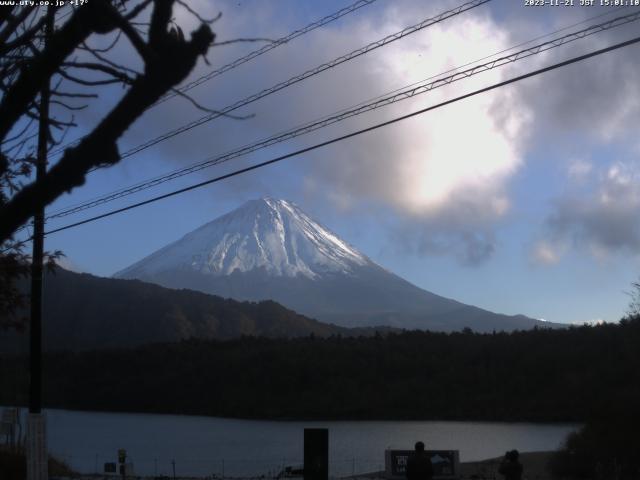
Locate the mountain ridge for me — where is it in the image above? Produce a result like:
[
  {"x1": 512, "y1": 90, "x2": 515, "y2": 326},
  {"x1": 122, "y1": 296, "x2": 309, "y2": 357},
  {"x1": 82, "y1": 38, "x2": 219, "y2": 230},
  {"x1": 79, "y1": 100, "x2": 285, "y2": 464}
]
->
[
  {"x1": 1, "y1": 267, "x2": 381, "y2": 353},
  {"x1": 115, "y1": 197, "x2": 558, "y2": 332}
]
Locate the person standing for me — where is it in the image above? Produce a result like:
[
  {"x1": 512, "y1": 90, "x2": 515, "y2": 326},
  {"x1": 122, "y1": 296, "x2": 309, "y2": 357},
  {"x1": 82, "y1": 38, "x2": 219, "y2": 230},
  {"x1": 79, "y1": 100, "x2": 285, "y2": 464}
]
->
[
  {"x1": 498, "y1": 450, "x2": 523, "y2": 480},
  {"x1": 406, "y1": 441, "x2": 434, "y2": 480}
]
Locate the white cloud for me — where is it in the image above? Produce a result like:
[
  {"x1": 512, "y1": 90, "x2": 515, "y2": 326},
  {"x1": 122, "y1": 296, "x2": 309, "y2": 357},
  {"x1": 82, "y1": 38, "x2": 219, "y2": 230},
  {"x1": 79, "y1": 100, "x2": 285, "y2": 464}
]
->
[
  {"x1": 294, "y1": 6, "x2": 532, "y2": 264},
  {"x1": 314, "y1": 9, "x2": 529, "y2": 215},
  {"x1": 567, "y1": 159, "x2": 592, "y2": 182},
  {"x1": 135, "y1": 2, "x2": 532, "y2": 265},
  {"x1": 532, "y1": 241, "x2": 563, "y2": 265}
]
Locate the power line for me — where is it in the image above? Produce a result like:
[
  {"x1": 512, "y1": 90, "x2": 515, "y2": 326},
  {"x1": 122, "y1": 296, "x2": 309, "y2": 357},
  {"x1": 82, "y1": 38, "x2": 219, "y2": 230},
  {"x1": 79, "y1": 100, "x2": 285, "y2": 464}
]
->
[
  {"x1": 117, "y1": 0, "x2": 491, "y2": 159},
  {"x1": 43, "y1": 10, "x2": 640, "y2": 222},
  {"x1": 47, "y1": 0, "x2": 381, "y2": 157},
  {"x1": 48, "y1": 0, "x2": 491, "y2": 162},
  {"x1": 157, "y1": 0, "x2": 381, "y2": 105},
  {"x1": 15, "y1": 6, "x2": 631, "y2": 232},
  {"x1": 44, "y1": 4, "x2": 627, "y2": 219},
  {"x1": 42, "y1": 34, "x2": 640, "y2": 237},
  {"x1": 42, "y1": 8, "x2": 636, "y2": 220}
]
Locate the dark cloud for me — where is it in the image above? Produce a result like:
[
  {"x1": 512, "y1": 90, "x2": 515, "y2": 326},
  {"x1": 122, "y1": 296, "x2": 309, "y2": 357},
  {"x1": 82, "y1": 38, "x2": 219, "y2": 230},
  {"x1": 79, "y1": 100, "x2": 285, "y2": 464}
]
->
[
  {"x1": 391, "y1": 220, "x2": 497, "y2": 266},
  {"x1": 509, "y1": 13, "x2": 640, "y2": 147},
  {"x1": 542, "y1": 162, "x2": 640, "y2": 258},
  {"x1": 385, "y1": 185, "x2": 508, "y2": 266}
]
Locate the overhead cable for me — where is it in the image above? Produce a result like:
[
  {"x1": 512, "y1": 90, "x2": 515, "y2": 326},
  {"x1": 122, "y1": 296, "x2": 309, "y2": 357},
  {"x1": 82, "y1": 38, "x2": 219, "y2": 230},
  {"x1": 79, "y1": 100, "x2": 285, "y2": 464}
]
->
[
  {"x1": 43, "y1": 10, "x2": 640, "y2": 222},
  {"x1": 48, "y1": 0, "x2": 491, "y2": 161},
  {"x1": 47, "y1": 0, "x2": 381, "y2": 156},
  {"x1": 157, "y1": 0, "x2": 381, "y2": 105},
  {"x1": 41, "y1": 34, "x2": 640, "y2": 237}
]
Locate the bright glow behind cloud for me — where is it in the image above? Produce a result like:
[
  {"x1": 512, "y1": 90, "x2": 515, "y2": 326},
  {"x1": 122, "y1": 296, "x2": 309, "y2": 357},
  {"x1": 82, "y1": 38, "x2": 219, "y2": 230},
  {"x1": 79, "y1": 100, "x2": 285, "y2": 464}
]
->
[
  {"x1": 401, "y1": 94, "x2": 521, "y2": 214},
  {"x1": 126, "y1": 1, "x2": 533, "y2": 264},
  {"x1": 308, "y1": 8, "x2": 530, "y2": 224}
]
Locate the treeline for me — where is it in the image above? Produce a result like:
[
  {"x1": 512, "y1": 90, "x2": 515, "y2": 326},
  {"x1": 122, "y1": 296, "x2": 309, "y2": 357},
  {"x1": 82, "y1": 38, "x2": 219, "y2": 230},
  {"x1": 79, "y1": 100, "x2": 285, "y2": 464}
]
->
[
  {"x1": 2, "y1": 318, "x2": 640, "y2": 421},
  {"x1": 549, "y1": 414, "x2": 640, "y2": 479}
]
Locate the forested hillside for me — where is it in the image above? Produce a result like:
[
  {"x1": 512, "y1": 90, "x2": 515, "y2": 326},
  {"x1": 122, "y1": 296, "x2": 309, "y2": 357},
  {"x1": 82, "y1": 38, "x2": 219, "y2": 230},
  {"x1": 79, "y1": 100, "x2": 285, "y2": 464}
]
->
[
  {"x1": 0, "y1": 268, "x2": 355, "y2": 352},
  {"x1": 2, "y1": 318, "x2": 639, "y2": 421}
]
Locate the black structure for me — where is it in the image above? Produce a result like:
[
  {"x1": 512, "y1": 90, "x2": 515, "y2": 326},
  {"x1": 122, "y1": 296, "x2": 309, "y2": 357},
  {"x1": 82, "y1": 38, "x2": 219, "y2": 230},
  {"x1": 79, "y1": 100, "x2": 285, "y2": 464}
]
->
[{"x1": 304, "y1": 428, "x2": 328, "y2": 480}]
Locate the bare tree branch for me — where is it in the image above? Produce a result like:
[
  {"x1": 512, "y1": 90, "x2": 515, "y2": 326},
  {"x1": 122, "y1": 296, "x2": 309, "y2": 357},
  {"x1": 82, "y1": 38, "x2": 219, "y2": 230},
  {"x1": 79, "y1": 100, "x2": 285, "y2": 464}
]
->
[
  {"x1": 0, "y1": 0, "x2": 215, "y2": 243},
  {"x1": 125, "y1": 0, "x2": 154, "y2": 20},
  {"x1": 79, "y1": 30, "x2": 123, "y2": 54},
  {"x1": 213, "y1": 37, "x2": 276, "y2": 47},
  {"x1": 176, "y1": 1, "x2": 221, "y2": 25},
  {"x1": 170, "y1": 87, "x2": 254, "y2": 119},
  {"x1": 0, "y1": 1, "x2": 120, "y2": 142},
  {"x1": 111, "y1": 13, "x2": 153, "y2": 62},
  {"x1": 1, "y1": 117, "x2": 36, "y2": 145},
  {"x1": 62, "y1": 61, "x2": 136, "y2": 84},
  {"x1": 50, "y1": 100, "x2": 88, "y2": 111},
  {"x1": 0, "y1": 6, "x2": 17, "y2": 30},
  {"x1": 80, "y1": 43, "x2": 142, "y2": 76},
  {"x1": 52, "y1": 91, "x2": 99, "y2": 99},
  {"x1": 0, "y1": 14, "x2": 47, "y2": 56},
  {"x1": 58, "y1": 69, "x2": 127, "y2": 86},
  {"x1": 0, "y1": 7, "x2": 33, "y2": 46}
]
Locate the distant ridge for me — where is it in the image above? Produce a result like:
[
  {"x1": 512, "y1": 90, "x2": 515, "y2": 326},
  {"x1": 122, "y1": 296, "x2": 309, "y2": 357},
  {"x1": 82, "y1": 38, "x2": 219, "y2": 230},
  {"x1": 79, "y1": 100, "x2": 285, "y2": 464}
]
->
[
  {"x1": 1, "y1": 267, "x2": 363, "y2": 353},
  {"x1": 116, "y1": 198, "x2": 559, "y2": 332}
]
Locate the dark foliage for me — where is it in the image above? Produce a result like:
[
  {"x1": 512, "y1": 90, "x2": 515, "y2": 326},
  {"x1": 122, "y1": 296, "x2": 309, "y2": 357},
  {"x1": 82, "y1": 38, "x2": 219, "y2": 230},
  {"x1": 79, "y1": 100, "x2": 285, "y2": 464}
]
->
[
  {"x1": 0, "y1": 0, "x2": 216, "y2": 243},
  {"x1": 2, "y1": 317, "x2": 639, "y2": 421},
  {"x1": 0, "y1": 446, "x2": 76, "y2": 480},
  {"x1": 548, "y1": 410, "x2": 640, "y2": 479},
  {"x1": 0, "y1": 267, "x2": 362, "y2": 353},
  {"x1": 0, "y1": 250, "x2": 30, "y2": 331},
  {"x1": 0, "y1": 0, "x2": 225, "y2": 330},
  {"x1": 0, "y1": 250, "x2": 62, "y2": 331}
]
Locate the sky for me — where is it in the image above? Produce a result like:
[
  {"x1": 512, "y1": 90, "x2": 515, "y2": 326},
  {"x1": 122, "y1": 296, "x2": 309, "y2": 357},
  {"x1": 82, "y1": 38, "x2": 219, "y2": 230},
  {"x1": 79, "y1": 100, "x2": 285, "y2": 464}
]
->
[{"x1": 19, "y1": 0, "x2": 640, "y2": 325}]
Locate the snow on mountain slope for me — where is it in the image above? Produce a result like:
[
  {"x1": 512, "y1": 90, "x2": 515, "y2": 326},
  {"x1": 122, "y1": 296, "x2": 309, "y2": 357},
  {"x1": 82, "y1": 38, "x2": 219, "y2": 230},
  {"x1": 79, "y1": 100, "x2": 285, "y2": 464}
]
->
[
  {"x1": 115, "y1": 197, "x2": 552, "y2": 332},
  {"x1": 115, "y1": 197, "x2": 369, "y2": 280}
]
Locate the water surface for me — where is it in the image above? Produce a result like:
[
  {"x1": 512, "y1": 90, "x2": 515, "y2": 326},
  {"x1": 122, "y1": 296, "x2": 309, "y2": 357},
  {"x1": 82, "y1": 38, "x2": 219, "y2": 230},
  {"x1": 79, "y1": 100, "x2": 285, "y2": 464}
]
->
[{"x1": 14, "y1": 408, "x2": 577, "y2": 477}]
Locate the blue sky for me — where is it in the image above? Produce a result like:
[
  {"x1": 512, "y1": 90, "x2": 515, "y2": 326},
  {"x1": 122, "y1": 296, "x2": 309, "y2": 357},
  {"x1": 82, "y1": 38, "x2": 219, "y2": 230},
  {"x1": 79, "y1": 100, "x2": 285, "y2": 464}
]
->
[{"x1": 22, "y1": 0, "x2": 640, "y2": 325}]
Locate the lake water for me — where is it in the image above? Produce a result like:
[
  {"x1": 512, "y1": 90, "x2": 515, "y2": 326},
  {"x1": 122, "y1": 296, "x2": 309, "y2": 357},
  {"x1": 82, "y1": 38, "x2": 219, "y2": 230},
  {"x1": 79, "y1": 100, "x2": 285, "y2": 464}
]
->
[{"x1": 10, "y1": 408, "x2": 578, "y2": 477}]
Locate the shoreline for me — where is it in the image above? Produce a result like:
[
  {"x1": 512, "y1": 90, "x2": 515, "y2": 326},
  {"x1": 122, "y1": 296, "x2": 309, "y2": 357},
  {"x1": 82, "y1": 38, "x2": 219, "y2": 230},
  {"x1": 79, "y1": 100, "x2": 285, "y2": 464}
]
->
[
  {"x1": 349, "y1": 451, "x2": 554, "y2": 480},
  {"x1": 2, "y1": 446, "x2": 554, "y2": 480},
  {"x1": 2, "y1": 404, "x2": 582, "y2": 425},
  {"x1": 62, "y1": 452, "x2": 555, "y2": 480}
]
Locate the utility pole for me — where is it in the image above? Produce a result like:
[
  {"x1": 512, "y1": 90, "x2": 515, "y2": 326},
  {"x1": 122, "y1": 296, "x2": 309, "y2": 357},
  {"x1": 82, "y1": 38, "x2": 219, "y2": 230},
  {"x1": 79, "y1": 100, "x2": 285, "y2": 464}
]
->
[{"x1": 27, "y1": 7, "x2": 53, "y2": 480}]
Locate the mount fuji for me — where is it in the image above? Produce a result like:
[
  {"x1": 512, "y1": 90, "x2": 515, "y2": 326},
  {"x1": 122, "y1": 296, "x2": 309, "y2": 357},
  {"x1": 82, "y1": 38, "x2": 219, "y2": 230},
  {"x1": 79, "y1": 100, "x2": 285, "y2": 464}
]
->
[{"x1": 115, "y1": 197, "x2": 550, "y2": 332}]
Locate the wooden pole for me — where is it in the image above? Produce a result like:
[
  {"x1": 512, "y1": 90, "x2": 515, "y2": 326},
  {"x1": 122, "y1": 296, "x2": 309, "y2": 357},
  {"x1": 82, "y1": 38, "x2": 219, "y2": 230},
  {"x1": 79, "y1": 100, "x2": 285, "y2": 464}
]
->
[{"x1": 27, "y1": 8, "x2": 53, "y2": 480}]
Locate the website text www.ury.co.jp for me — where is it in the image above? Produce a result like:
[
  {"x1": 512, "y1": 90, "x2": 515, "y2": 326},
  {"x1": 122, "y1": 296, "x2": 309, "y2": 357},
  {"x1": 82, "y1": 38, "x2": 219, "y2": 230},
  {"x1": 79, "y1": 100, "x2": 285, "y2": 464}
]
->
[{"x1": 0, "y1": 0, "x2": 87, "y2": 7}]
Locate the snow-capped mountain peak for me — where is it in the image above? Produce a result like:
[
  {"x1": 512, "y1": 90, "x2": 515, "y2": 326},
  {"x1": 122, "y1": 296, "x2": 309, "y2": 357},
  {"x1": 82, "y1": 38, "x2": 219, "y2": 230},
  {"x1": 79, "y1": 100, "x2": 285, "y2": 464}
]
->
[
  {"x1": 114, "y1": 197, "x2": 546, "y2": 333},
  {"x1": 115, "y1": 197, "x2": 369, "y2": 280}
]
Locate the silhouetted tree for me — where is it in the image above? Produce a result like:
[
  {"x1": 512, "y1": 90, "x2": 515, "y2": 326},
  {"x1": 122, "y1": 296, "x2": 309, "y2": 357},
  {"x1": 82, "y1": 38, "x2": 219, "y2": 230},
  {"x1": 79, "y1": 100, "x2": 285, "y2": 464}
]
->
[
  {"x1": 549, "y1": 412, "x2": 640, "y2": 480},
  {"x1": 0, "y1": 0, "x2": 229, "y2": 328},
  {"x1": 626, "y1": 279, "x2": 640, "y2": 317},
  {"x1": 0, "y1": 0, "x2": 218, "y2": 241}
]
